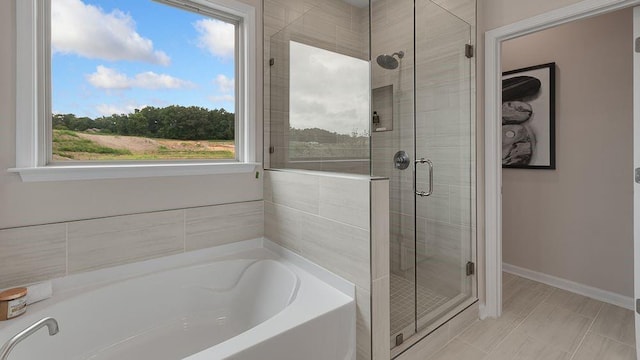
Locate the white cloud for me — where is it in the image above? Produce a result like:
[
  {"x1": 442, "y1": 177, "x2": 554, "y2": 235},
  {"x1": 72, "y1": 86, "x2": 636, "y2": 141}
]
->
[
  {"x1": 208, "y1": 74, "x2": 234, "y2": 108},
  {"x1": 86, "y1": 66, "x2": 130, "y2": 89},
  {"x1": 214, "y1": 74, "x2": 234, "y2": 94},
  {"x1": 133, "y1": 72, "x2": 195, "y2": 90},
  {"x1": 87, "y1": 66, "x2": 195, "y2": 90},
  {"x1": 194, "y1": 19, "x2": 235, "y2": 59},
  {"x1": 289, "y1": 42, "x2": 370, "y2": 135},
  {"x1": 208, "y1": 95, "x2": 234, "y2": 103},
  {"x1": 52, "y1": 0, "x2": 170, "y2": 65},
  {"x1": 96, "y1": 103, "x2": 145, "y2": 116}
]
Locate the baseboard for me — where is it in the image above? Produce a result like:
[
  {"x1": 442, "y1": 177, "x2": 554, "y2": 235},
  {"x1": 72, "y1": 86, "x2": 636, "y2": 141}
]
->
[{"x1": 502, "y1": 263, "x2": 634, "y2": 311}]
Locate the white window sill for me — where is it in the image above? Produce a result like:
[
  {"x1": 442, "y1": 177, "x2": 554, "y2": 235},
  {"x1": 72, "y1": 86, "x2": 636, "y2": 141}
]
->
[{"x1": 8, "y1": 162, "x2": 261, "y2": 182}]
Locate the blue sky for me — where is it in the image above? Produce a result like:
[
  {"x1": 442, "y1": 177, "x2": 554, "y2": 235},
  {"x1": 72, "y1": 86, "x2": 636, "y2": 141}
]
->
[{"x1": 52, "y1": 0, "x2": 236, "y2": 118}]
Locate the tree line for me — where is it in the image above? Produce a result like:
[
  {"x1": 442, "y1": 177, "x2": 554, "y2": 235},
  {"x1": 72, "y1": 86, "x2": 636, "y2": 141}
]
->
[
  {"x1": 53, "y1": 105, "x2": 235, "y2": 141},
  {"x1": 289, "y1": 127, "x2": 369, "y2": 144}
]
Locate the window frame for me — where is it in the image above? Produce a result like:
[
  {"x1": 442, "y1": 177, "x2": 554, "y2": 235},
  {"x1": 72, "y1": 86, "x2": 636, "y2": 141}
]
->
[{"x1": 12, "y1": 0, "x2": 258, "y2": 182}]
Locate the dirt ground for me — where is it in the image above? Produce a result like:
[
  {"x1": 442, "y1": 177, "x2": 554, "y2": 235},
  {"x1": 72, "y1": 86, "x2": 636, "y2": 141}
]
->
[{"x1": 76, "y1": 133, "x2": 235, "y2": 153}]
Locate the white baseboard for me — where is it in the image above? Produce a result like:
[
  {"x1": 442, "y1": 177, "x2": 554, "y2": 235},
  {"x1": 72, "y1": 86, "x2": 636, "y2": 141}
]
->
[{"x1": 502, "y1": 263, "x2": 634, "y2": 311}]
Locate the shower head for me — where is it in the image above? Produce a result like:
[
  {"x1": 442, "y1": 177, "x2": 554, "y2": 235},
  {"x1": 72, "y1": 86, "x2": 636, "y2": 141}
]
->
[{"x1": 376, "y1": 51, "x2": 404, "y2": 70}]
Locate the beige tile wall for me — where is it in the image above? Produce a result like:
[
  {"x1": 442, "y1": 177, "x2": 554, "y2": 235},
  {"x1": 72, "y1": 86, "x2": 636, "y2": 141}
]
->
[
  {"x1": 0, "y1": 224, "x2": 66, "y2": 290},
  {"x1": 371, "y1": 0, "x2": 416, "y2": 276},
  {"x1": 371, "y1": 179, "x2": 391, "y2": 360},
  {"x1": 0, "y1": 201, "x2": 264, "y2": 290},
  {"x1": 370, "y1": 0, "x2": 476, "y2": 288},
  {"x1": 264, "y1": 169, "x2": 390, "y2": 360}
]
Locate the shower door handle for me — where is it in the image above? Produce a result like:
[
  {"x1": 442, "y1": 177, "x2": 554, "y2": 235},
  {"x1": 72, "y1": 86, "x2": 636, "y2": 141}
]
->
[{"x1": 415, "y1": 158, "x2": 433, "y2": 197}]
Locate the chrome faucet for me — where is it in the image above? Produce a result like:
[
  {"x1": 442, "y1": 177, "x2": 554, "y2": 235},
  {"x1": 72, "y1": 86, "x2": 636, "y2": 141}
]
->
[{"x1": 0, "y1": 317, "x2": 59, "y2": 360}]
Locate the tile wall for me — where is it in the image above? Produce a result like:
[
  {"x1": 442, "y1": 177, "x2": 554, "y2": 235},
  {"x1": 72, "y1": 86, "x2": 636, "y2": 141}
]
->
[
  {"x1": 0, "y1": 201, "x2": 264, "y2": 290},
  {"x1": 264, "y1": 169, "x2": 390, "y2": 360},
  {"x1": 370, "y1": 0, "x2": 476, "y2": 289}
]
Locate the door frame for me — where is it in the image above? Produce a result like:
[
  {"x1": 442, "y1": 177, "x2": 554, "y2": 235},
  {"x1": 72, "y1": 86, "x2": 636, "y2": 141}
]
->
[
  {"x1": 483, "y1": 0, "x2": 640, "y2": 319},
  {"x1": 634, "y1": 5, "x2": 640, "y2": 351}
]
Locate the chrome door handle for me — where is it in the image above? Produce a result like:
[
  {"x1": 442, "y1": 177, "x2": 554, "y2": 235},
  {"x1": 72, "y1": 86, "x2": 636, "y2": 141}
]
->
[{"x1": 415, "y1": 158, "x2": 433, "y2": 197}]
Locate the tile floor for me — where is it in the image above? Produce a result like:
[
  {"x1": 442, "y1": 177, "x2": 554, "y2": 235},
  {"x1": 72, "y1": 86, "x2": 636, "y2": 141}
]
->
[
  {"x1": 391, "y1": 273, "x2": 451, "y2": 336},
  {"x1": 425, "y1": 273, "x2": 636, "y2": 360}
]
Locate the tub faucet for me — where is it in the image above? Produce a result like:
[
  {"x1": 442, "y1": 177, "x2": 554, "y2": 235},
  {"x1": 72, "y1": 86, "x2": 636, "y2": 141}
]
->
[{"x1": 0, "y1": 317, "x2": 59, "y2": 360}]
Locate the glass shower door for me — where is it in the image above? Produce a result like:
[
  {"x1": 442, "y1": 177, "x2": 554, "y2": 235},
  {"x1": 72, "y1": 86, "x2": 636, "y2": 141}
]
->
[
  {"x1": 414, "y1": 1, "x2": 474, "y2": 331},
  {"x1": 371, "y1": 0, "x2": 475, "y2": 351}
]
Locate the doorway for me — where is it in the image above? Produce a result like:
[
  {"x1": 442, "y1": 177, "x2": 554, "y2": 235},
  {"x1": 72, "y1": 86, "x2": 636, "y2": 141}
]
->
[
  {"x1": 483, "y1": 0, "x2": 640, "y2": 320},
  {"x1": 501, "y1": 7, "x2": 633, "y2": 308}
]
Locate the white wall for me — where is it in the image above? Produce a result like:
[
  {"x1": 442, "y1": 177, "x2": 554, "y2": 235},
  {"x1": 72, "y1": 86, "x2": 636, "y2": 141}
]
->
[
  {"x1": 0, "y1": 0, "x2": 264, "y2": 229},
  {"x1": 500, "y1": 8, "x2": 633, "y2": 297}
]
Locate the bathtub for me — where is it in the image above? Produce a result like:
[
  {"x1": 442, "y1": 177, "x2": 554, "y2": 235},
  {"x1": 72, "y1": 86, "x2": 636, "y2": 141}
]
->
[{"x1": 0, "y1": 239, "x2": 355, "y2": 360}]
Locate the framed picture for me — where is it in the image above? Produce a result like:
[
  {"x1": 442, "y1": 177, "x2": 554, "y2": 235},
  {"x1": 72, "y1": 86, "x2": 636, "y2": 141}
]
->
[{"x1": 502, "y1": 62, "x2": 556, "y2": 169}]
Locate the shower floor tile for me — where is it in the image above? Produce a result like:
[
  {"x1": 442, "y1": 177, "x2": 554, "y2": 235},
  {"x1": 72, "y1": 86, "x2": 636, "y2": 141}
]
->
[{"x1": 391, "y1": 273, "x2": 450, "y2": 336}]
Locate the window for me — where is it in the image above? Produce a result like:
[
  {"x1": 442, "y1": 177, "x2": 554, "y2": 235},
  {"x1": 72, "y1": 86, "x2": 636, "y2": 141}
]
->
[
  {"x1": 13, "y1": 0, "x2": 257, "y2": 181},
  {"x1": 288, "y1": 41, "x2": 370, "y2": 162}
]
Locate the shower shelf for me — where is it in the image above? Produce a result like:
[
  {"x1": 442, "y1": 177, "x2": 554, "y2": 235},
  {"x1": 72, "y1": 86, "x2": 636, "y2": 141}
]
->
[{"x1": 372, "y1": 85, "x2": 393, "y2": 132}]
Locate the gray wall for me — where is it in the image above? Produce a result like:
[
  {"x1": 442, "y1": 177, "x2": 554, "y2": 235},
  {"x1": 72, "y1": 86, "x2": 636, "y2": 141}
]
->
[
  {"x1": 477, "y1": 0, "x2": 623, "y2": 305},
  {"x1": 501, "y1": 8, "x2": 633, "y2": 297},
  {"x1": 481, "y1": 0, "x2": 584, "y2": 30}
]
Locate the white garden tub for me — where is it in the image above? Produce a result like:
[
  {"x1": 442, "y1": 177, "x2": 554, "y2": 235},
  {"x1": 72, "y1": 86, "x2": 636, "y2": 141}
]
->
[{"x1": 0, "y1": 239, "x2": 355, "y2": 360}]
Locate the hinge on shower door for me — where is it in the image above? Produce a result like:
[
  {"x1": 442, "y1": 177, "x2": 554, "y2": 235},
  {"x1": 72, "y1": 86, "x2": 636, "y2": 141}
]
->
[
  {"x1": 269, "y1": 58, "x2": 275, "y2": 66},
  {"x1": 466, "y1": 261, "x2": 475, "y2": 276},
  {"x1": 269, "y1": 146, "x2": 275, "y2": 154},
  {"x1": 465, "y1": 44, "x2": 474, "y2": 58},
  {"x1": 395, "y1": 333, "x2": 404, "y2": 346},
  {"x1": 635, "y1": 38, "x2": 640, "y2": 53}
]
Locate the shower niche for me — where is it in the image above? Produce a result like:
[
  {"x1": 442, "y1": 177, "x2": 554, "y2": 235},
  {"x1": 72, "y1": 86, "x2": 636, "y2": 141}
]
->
[{"x1": 372, "y1": 85, "x2": 393, "y2": 132}]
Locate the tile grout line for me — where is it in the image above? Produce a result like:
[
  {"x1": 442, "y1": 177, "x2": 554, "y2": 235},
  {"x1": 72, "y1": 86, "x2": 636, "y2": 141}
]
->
[
  {"x1": 429, "y1": 309, "x2": 490, "y2": 359},
  {"x1": 580, "y1": 304, "x2": 636, "y2": 348},
  {"x1": 265, "y1": 199, "x2": 370, "y2": 231},
  {"x1": 183, "y1": 210, "x2": 186, "y2": 252},
  {"x1": 427, "y1": 327, "x2": 468, "y2": 360},
  {"x1": 596, "y1": 331, "x2": 636, "y2": 347},
  {"x1": 451, "y1": 318, "x2": 489, "y2": 357},
  {"x1": 65, "y1": 223, "x2": 69, "y2": 275},
  {"x1": 568, "y1": 303, "x2": 604, "y2": 360},
  {"x1": 485, "y1": 283, "x2": 556, "y2": 354}
]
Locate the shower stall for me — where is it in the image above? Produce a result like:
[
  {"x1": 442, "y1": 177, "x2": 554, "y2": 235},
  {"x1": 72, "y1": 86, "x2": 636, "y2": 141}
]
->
[
  {"x1": 370, "y1": 0, "x2": 476, "y2": 353},
  {"x1": 265, "y1": 0, "x2": 476, "y2": 356}
]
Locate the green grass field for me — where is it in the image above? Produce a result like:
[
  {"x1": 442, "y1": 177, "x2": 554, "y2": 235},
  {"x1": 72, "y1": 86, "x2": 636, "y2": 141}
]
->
[{"x1": 52, "y1": 130, "x2": 235, "y2": 161}]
